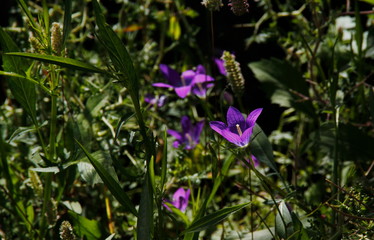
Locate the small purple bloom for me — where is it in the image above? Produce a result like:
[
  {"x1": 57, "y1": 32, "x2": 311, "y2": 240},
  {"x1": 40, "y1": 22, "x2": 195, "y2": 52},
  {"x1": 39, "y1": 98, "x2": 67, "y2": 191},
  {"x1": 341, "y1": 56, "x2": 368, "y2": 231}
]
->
[
  {"x1": 144, "y1": 93, "x2": 167, "y2": 108},
  {"x1": 153, "y1": 64, "x2": 214, "y2": 98},
  {"x1": 168, "y1": 116, "x2": 204, "y2": 150},
  {"x1": 209, "y1": 106, "x2": 262, "y2": 147},
  {"x1": 215, "y1": 58, "x2": 227, "y2": 76},
  {"x1": 163, "y1": 188, "x2": 191, "y2": 212}
]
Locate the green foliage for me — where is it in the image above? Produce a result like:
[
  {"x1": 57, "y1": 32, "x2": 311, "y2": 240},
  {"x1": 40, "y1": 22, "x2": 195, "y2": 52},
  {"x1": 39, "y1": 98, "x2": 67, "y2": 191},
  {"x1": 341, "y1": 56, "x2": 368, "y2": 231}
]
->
[{"x1": 1, "y1": 0, "x2": 373, "y2": 239}]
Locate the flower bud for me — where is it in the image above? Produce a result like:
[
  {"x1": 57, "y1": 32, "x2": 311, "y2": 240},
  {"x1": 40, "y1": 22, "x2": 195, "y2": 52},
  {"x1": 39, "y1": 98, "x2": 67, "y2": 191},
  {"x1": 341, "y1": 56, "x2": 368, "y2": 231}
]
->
[
  {"x1": 201, "y1": 0, "x2": 223, "y2": 11},
  {"x1": 221, "y1": 51, "x2": 245, "y2": 97},
  {"x1": 29, "y1": 35, "x2": 43, "y2": 53},
  {"x1": 228, "y1": 0, "x2": 249, "y2": 16}
]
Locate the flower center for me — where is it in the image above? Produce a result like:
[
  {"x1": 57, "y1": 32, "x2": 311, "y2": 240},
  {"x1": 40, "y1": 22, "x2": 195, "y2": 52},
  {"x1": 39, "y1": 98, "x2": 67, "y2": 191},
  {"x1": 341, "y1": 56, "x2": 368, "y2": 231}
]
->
[
  {"x1": 185, "y1": 133, "x2": 193, "y2": 147},
  {"x1": 236, "y1": 124, "x2": 243, "y2": 136}
]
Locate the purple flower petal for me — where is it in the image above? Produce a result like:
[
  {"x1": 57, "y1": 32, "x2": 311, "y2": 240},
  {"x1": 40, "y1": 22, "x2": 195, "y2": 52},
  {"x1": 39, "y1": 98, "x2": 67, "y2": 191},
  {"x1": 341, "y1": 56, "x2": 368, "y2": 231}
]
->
[
  {"x1": 209, "y1": 121, "x2": 227, "y2": 135},
  {"x1": 181, "y1": 116, "x2": 191, "y2": 134},
  {"x1": 220, "y1": 129, "x2": 243, "y2": 146},
  {"x1": 152, "y1": 82, "x2": 174, "y2": 88},
  {"x1": 175, "y1": 86, "x2": 192, "y2": 98},
  {"x1": 172, "y1": 188, "x2": 190, "y2": 212},
  {"x1": 172, "y1": 141, "x2": 180, "y2": 148},
  {"x1": 193, "y1": 74, "x2": 214, "y2": 84},
  {"x1": 181, "y1": 70, "x2": 196, "y2": 85},
  {"x1": 195, "y1": 65, "x2": 206, "y2": 74},
  {"x1": 227, "y1": 106, "x2": 245, "y2": 128},
  {"x1": 192, "y1": 121, "x2": 205, "y2": 142},
  {"x1": 215, "y1": 58, "x2": 227, "y2": 76},
  {"x1": 240, "y1": 126, "x2": 254, "y2": 146},
  {"x1": 160, "y1": 64, "x2": 180, "y2": 86},
  {"x1": 167, "y1": 129, "x2": 183, "y2": 140},
  {"x1": 246, "y1": 108, "x2": 263, "y2": 127}
]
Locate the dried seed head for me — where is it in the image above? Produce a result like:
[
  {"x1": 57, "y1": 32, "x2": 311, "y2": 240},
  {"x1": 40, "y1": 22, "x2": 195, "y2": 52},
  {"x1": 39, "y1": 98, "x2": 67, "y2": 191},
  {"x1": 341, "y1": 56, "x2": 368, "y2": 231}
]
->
[
  {"x1": 228, "y1": 0, "x2": 249, "y2": 16},
  {"x1": 221, "y1": 51, "x2": 245, "y2": 97},
  {"x1": 51, "y1": 22, "x2": 62, "y2": 55},
  {"x1": 59, "y1": 221, "x2": 76, "y2": 240},
  {"x1": 201, "y1": 0, "x2": 223, "y2": 11}
]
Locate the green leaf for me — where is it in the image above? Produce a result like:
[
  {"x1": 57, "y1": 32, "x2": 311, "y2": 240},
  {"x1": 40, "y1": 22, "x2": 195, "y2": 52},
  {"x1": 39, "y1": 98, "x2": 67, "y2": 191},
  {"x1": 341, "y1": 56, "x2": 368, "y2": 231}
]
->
[
  {"x1": 77, "y1": 151, "x2": 119, "y2": 186},
  {"x1": 248, "y1": 58, "x2": 315, "y2": 117},
  {"x1": 164, "y1": 202, "x2": 189, "y2": 225},
  {"x1": 275, "y1": 201, "x2": 293, "y2": 239},
  {"x1": 68, "y1": 211, "x2": 103, "y2": 240},
  {"x1": 250, "y1": 124, "x2": 278, "y2": 173},
  {"x1": 5, "y1": 52, "x2": 105, "y2": 74},
  {"x1": 62, "y1": 0, "x2": 72, "y2": 46},
  {"x1": 86, "y1": 93, "x2": 109, "y2": 118},
  {"x1": 0, "y1": 28, "x2": 36, "y2": 123},
  {"x1": 92, "y1": 0, "x2": 138, "y2": 97},
  {"x1": 0, "y1": 70, "x2": 51, "y2": 94},
  {"x1": 75, "y1": 139, "x2": 138, "y2": 216},
  {"x1": 136, "y1": 173, "x2": 154, "y2": 239},
  {"x1": 183, "y1": 202, "x2": 251, "y2": 234}
]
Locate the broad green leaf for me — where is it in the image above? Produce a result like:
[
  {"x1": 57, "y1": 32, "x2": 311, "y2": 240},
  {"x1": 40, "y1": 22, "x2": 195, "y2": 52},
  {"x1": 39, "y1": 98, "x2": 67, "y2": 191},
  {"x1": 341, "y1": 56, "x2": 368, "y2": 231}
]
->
[
  {"x1": 249, "y1": 58, "x2": 315, "y2": 117},
  {"x1": 183, "y1": 202, "x2": 251, "y2": 234},
  {"x1": 8, "y1": 125, "x2": 37, "y2": 144},
  {"x1": 68, "y1": 211, "x2": 103, "y2": 240},
  {"x1": 75, "y1": 139, "x2": 138, "y2": 216},
  {"x1": 0, "y1": 28, "x2": 36, "y2": 123},
  {"x1": 275, "y1": 201, "x2": 293, "y2": 239},
  {"x1": 77, "y1": 151, "x2": 119, "y2": 186},
  {"x1": 136, "y1": 173, "x2": 154, "y2": 239},
  {"x1": 5, "y1": 52, "x2": 106, "y2": 74},
  {"x1": 86, "y1": 93, "x2": 109, "y2": 118},
  {"x1": 250, "y1": 124, "x2": 278, "y2": 173},
  {"x1": 290, "y1": 213, "x2": 310, "y2": 240}
]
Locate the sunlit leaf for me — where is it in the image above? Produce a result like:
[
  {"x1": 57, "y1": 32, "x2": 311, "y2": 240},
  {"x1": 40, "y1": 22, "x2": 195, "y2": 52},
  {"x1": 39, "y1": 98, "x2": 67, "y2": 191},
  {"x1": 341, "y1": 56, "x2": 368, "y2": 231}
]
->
[{"x1": 183, "y1": 202, "x2": 250, "y2": 234}]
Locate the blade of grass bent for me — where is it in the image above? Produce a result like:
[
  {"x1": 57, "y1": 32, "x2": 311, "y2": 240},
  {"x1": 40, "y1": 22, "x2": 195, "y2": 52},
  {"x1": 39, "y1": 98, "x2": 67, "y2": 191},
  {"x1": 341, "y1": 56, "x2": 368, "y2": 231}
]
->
[{"x1": 5, "y1": 52, "x2": 106, "y2": 74}]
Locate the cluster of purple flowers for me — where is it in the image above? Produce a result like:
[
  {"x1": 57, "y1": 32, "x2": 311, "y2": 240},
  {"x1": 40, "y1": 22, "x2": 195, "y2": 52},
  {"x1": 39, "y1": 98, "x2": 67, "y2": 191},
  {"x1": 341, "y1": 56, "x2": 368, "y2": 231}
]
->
[
  {"x1": 153, "y1": 64, "x2": 214, "y2": 98},
  {"x1": 154, "y1": 61, "x2": 263, "y2": 212}
]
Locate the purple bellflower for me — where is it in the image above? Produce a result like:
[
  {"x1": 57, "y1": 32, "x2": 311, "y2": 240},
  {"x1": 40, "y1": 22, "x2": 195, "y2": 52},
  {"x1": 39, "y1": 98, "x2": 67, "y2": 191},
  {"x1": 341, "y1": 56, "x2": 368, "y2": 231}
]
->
[
  {"x1": 163, "y1": 188, "x2": 191, "y2": 212},
  {"x1": 153, "y1": 64, "x2": 214, "y2": 98},
  {"x1": 168, "y1": 116, "x2": 204, "y2": 150},
  {"x1": 209, "y1": 106, "x2": 262, "y2": 147},
  {"x1": 214, "y1": 58, "x2": 227, "y2": 76}
]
